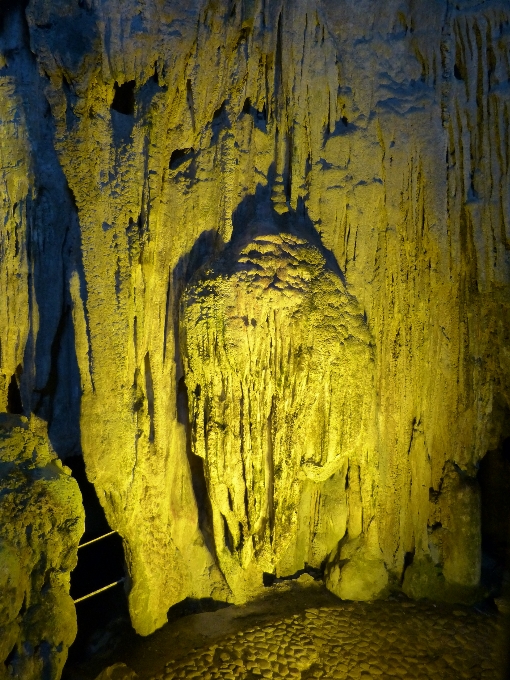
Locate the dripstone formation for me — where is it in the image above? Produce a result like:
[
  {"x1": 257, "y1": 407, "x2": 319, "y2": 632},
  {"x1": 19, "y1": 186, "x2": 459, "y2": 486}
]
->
[
  {"x1": 0, "y1": 415, "x2": 84, "y2": 680},
  {"x1": 0, "y1": 0, "x2": 509, "y2": 648},
  {"x1": 181, "y1": 225, "x2": 373, "y2": 599}
]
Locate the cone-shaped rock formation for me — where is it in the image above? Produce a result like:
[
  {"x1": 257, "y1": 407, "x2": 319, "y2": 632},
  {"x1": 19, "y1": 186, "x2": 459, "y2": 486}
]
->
[{"x1": 181, "y1": 225, "x2": 373, "y2": 597}]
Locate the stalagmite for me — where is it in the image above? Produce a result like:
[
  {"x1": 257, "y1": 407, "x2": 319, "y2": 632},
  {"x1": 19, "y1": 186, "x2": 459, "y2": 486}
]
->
[
  {"x1": 180, "y1": 216, "x2": 373, "y2": 598},
  {"x1": 0, "y1": 415, "x2": 84, "y2": 680}
]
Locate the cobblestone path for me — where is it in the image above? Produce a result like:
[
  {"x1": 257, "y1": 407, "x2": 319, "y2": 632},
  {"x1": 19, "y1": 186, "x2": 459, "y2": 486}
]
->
[{"x1": 152, "y1": 602, "x2": 506, "y2": 680}]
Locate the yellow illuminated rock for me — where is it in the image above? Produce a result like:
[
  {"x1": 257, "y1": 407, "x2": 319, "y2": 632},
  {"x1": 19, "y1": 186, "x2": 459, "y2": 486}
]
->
[
  {"x1": 0, "y1": 0, "x2": 508, "y2": 640},
  {"x1": 0, "y1": 72, "x2": 30, "y2": 410},
  {"x1": 0, "y1": 414, "x2": 84, "y2": 680},
  {"x1": 180, "y1": 226, "x2": 373, "y2": 597}
]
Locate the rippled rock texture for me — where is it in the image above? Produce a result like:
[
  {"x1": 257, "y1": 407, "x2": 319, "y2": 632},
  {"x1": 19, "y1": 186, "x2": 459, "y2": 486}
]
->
[
  {"x1": 0, "y1": 0, "x2": 509, "y2": 637},
  {"x1": 0, "y1": 415, "x2": 84, "y2": 680},
  {"x1": 181, "y1": 227, "x2": 372, "y2": 598}
]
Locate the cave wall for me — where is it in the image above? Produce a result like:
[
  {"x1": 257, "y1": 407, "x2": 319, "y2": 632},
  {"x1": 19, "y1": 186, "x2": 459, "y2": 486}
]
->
[
  {"x1": 0, "y1": 415, "x2": 84, "y2": 680},
  {"x1": 0, "y1": 0, "x2": 509, "y2": 636}
]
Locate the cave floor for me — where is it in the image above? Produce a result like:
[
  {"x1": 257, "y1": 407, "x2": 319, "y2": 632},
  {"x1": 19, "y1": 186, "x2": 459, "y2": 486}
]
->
[{"x1": 67, "y1": 580, "x2": 509, "y2": 680}]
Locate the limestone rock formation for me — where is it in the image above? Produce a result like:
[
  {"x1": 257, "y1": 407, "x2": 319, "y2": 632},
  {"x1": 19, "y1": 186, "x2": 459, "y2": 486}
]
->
[
  {"x1": 180, "y1": 223, "x2": 373, "y2": 598},
  {"x1": 0, "y1": 0, "x2": 509, "y2": 637},
  {"x1": 0, "y1": 414, "x2": 84, "y2": 680},
  {"x1": 94, "y1": 664, "x2": 139, "y2": 680}
]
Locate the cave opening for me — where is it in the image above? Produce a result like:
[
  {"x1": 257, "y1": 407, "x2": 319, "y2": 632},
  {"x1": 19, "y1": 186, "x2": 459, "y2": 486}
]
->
[
  {"x1": 262, "y1": 565, "x2": 323, "y2": 587},
  {"x1": 111, "y1": 80, "x2": 136, "y2": 116},
  {"x1": 63, "y1": 455, "x2": 129, "y2": 671},
  {"x1": 478, "y1": 436, "x2": 510, "y2": 599}
]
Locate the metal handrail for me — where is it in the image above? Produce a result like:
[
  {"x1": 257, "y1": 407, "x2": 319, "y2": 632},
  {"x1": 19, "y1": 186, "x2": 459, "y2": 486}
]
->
[
  {"x1": 78, "y1": 530, "x2": 118, "y2": 549},
  {"x1": 73, "y1": 578, "x2": 125, "y2": 604},
  {"x1": 73, "y1": 530, "x2": 124, "y2": 603}
]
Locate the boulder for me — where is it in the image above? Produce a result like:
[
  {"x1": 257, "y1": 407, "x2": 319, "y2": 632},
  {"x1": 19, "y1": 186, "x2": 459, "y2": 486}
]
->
[{"x1": 0, "y1": 414, "x2": 84, "y2": 680}]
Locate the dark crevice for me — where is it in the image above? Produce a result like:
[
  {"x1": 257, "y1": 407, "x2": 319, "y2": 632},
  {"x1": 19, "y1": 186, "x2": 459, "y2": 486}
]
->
[
  {"x1": 7, "y1": 370, "x2": 23, "y2": 414},
  {"x1": 235, "y1": 26, "x2": 250, "y2": 49},
  {"x1": 4, "y1": 643, "x2": 18, "y2": 670},
  {"x1": 211, "y1": 100, "x2": 230, "y2": 145},
  {"x1": 401, "y1": 548, "x2": 415, "y2": 584},
  {"x1": 263, "y1": 565, "x2": 323, "y2": 588},
  {"x1": 186, "y1": 78, "x2": 195, "y2": 130},
  {"x1": 166, "y1": 597, "x2": 230, "y2": 623},
  {"x1": 429, "y1": 484, "x2": 442, "y2": 503},
  {"x1": 275, "y1": 12, "x2": 283, "y2": 106},
  {"x1": 110, "y1": 81, "x2": 136, "y2": 144},
  {"x1": 33, "y1": 303, "x2": 70, "y2": 421},
  {"x1": 263, "y1": 572, "x2": 276, "y2": 587},
  {"x1": 479, "y1": 437, "x2": 510, "y2": 569},
  {"x1": 241, "y1": 97, "x2": 267, "y2": 132},
  {"x1": 111, "y1": 80, "x2": 135, "y2": 115},
  {"x1": 326, "y1": 113, "x2": 358, "y2": 141},
  {"x1": 284, "y1": 126, "x2": 293, "y2": 203},
  {"x1": 227, "y1": 487, "x2": 234, "y2": 512},
  {"x1": 151, "y1": 64, "x2": 160, "y2": 86},
  {"x1": 18, "y1": 595, "x2": 26, "y2": 617},
  {"x1": 169, "y1": 147, "x2": 194, "y2": 171},
  {"x1": 77, "y1": 0, "x2": 93, "y2": 13},
  {"x1": 223, "y1": 514, "x2": 234, "y2": 552},
  {"x1": 62, "y1": 75, "x2": 78, "y2": 130},
  {"x1": 144, "y1": 352, "x2": 155, "y2": 443},
  {"x1": 162, "y1": 274, "x2": 171, "y2": 363},
  {"x1": 213, "y1": 100, "x2": 226, "y2": 120},
  {"x1": 177, "y1": 376, "x2": 216, "y2": 557}
]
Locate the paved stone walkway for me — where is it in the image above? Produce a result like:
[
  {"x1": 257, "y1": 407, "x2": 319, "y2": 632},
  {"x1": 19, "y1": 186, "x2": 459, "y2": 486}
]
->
[{"x1": 153, "y1": 602, "x2": 507, "y2": 680}]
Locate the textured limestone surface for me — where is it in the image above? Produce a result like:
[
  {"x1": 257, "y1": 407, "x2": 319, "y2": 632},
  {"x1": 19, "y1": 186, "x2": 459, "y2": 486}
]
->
[
  {"x1": 181, "y1": 226, "x2": 372, "y2": 597},
  {"x1": 0, "y1": 0, "x2": 509, "y2": 637},
  {"x1": 151, "y1": 602, "x2": 506, "y2": 680},
  {"x1": 0, "y1": 414, "x2": 84, "y2": 680}
]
